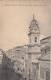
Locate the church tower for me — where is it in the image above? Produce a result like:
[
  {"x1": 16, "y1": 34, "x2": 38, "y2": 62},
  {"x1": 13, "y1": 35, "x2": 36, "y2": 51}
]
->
[
  {"x1": 26, "y1": 15, "x2": 41, "y2": 80},
  {"x1": 28, "y1": 15, "x2": 40, "y2": 45}
]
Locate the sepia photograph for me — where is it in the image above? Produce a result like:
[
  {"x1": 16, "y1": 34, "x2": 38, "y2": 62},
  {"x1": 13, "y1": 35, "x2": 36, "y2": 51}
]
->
[{"x1": 0, "y1": 0, "x2": 51, "y2": 80}]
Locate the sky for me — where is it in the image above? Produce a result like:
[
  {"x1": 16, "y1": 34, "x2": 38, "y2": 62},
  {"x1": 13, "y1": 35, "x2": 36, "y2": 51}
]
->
[{"x1": 0, "y1": 0, "x2": 51, "y2": 51}]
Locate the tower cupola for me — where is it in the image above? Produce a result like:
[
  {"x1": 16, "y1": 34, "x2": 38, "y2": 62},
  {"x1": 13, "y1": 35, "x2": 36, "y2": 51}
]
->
[{"x1": 28, "y1": 15, "x2": 40, "y2": 45}]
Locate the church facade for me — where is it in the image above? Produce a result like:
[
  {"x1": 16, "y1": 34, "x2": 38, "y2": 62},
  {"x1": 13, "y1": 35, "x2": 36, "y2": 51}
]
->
[{"x1": 4, "y1": 16, "x2": 51, "y2": 80}]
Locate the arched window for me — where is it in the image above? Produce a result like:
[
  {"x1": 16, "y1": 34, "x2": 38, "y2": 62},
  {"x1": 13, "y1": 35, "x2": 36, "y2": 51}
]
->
[
  {"x1": 18, "y1": 67, "x2": 19, "y2": 71},
  {"x1": 35, "y1": 37, "x2": 37, "y2": 42}
]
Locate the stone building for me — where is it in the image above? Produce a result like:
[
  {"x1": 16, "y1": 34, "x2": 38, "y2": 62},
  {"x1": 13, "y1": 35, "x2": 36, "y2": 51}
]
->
[
  {"x1": 6, "y1": 46, "x2": 26, "y2": 76},
  {"x1": 38, "y1": 36, "x2": 51, "y2": 80}
]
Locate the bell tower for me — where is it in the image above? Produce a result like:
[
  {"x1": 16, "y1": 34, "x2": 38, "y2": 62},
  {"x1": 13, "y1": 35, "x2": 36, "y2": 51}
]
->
[{"x1": 28, "y1": 15, "x2": 40, "y2": 45}]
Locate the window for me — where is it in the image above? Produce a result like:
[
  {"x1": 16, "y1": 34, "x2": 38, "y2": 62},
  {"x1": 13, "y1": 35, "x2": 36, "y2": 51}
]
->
[
  {"x1": 45, "y1": 49, "x2": 46, "y2": 53},
  {"x1": 35, "y1": 37, "x2": 37, "y2": 42},
  {"x1": 23, "y1": 68, "x2": 25, "y2": 72},
  {"x1": 22, "y1": 56, "x2": 24, "y2": 59},
  {"x1": 18, "y1": 68, "x2": 19, "y2": 71}
]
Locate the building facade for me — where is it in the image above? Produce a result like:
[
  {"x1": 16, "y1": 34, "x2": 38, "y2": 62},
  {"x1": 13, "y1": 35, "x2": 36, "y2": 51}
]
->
[{"x1": 38, "y1": 36, "x2": 51, "y2": 80}]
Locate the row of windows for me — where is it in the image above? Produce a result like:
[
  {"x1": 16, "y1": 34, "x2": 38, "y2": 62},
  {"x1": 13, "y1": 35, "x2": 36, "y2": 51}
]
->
[{"x1": 17, "y1": 67, "x2": 25, "y2": 72}]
